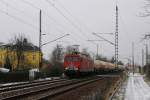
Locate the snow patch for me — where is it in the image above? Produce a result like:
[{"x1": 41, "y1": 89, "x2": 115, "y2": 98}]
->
[{"x1": 125, "y1": 73, "x2": 150, "y2": 100}]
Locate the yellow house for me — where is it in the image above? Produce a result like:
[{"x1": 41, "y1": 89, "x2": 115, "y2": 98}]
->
[{"x1": 0, "y1": 44, "x2": 42, "y2": 70}]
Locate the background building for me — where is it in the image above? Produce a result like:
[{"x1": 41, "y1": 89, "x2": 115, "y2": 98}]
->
[{"x1": 0, "y1": 43, "x2": 41, "y2": 71}]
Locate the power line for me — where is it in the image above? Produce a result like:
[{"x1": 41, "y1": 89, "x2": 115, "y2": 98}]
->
[
  {"x1": 21, "y1": 0, "x2": 71, "y2": 34},
  {"x1": 45, "y1": 0, "x2": 89, "y2": 43},
  {"x1": 21, "y1": 0, "x2": 64, "y2": 28},
  {"x1": 45, "y1": 0, "x2": 90, "y2": 40},
  {"x1": 93, "y1": 33, "x2": 115, "y2": 46},
  {"x1": 87, "y1": 40, "x2": 99, "y2": 57},
  {"x1": 53, "y1": 0, "x2": 99, "y2": 45},
  {"x1": 21, "y1": 0, "x2": 88, "y2": 43},
  {"x1": 44, "y1": 13, "x2": 85, "y2": 43},
  {"x1": 22, "y1": 0, "x2": 40, "y2": 10},
  {"x1": 52, "y1": 0, "x2": 118, "y2": 50},
  {"x1": 21, "y1": 0, "x2": 71, "y2": 35},
  {"x1": 0, "y1": 8, "x2": 37, "y2": 30},
  {"x1": 56, "y1": 0, "x2": 117, "y2": 53},
  {"x1": 46, "y1": 0, "x2": 81, "y2": 31},
  {"x1": 0, "y1": 0, "x2": 35, "y2": 20},
  {"x1": 53, "y1": 0, "x2": 93, "y2": 33},
  {"x1": 119, "y1": 11, "x2": 130, "y2": 37},
  {"x1": 87, "y1": 40, "x2": 105, "y2": 42},
  {"x1": 0, "y1": 0, "x2": 67, "y2": 34},
  {"x1": 21, "y1": 0, "x2": 78, "y2": 43},
  {"x1": 42, "y1": 34, "x2": 70, "y2": 46}
]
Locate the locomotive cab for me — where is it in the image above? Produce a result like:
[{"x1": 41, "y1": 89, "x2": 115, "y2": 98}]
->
[{"x1": 64, "y1": 54, "x2": 81, "y2": 76}]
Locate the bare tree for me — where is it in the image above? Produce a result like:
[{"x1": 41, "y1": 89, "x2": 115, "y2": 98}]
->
[
  {"x1": 110, "y1": 56, "x2": 115, "y2": 63},
  {"x1": 10, "y1": 35, "x2": 34, "y2": 70},
  {"x1": 50, "y1": 44, "x2": 64, "y2": 63},
  {"x1": 96, "y1": 55, "x2": 108, "y2": 61},
  {"x1": 49, "y1": 44, "x2": 64, "y2": 76}
]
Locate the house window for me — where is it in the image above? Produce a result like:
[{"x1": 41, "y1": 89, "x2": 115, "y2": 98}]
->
[
  {"x1": 21, "y1": 55, "x2": 25, "y2": 61},
  {"x1": 33, "y1": 54, "x2": 36, "y2": 60},
  {"x1": 0, "y1": 54, "x2": 2, "y2": 59}
]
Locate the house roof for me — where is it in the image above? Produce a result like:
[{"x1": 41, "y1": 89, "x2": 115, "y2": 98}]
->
[{"x1": 0, "y1": 43, "x2": 39, "y2": 51}]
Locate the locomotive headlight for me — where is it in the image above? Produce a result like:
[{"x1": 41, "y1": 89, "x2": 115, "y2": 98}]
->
[
  {"x1": 75, "y1": 67, "x2": 78, "y2": 70},
  {"x1": 65, "y1": 67, "x2": 69, "y2": 70}
]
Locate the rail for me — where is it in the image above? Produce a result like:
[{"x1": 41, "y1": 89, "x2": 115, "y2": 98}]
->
[{"x1": 0, "y1": 76, "x2": 102, "y2": 100}]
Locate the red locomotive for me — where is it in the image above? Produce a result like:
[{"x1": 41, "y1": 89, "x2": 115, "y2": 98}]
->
[{"x1": 64, "y1": 52, "x2": 94, "y2": 77}]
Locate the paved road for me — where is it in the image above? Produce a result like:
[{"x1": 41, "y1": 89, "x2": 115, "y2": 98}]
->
[{"x1": 125, "y1": 73, "x2": 150, "y2": 100}]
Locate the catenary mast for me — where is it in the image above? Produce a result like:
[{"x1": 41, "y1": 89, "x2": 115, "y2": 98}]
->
[{"x1": 115, "y1": 4, "x2": 119, "y2": 67}]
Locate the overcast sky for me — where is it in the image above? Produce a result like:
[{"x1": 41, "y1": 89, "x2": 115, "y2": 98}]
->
[{"x1": 0, "y1": 0, "x2": 149, "y2": 65}]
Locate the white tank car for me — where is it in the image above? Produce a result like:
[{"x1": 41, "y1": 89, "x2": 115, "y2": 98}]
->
[
  {"x1": 94, "y1": 60, "x2": 107, "y2": 69},
  {"x1": 94, "y1": 60, "x2": 115, "y2": 70},
  {"x1": 118, "y1": 65, "x2": 125, "y2": 70},
  {"x1": 107, "y1": 63, "x2": 115, "y2": 69}
]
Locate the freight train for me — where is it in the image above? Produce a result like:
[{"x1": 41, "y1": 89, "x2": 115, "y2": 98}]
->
[{"x1": 64, "y1": 52, "x2": 124, "y2": 77}]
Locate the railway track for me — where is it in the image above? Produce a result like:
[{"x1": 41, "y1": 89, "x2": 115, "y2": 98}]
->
[
  {"x1": 0, "y1": 76, "x2": 102, "y2": 100},
  {"x1": 0, "y1": 78, "x2": 66, "y2": 93},
  {"x1": 0, "y1": 78, "x2": 52, "y2": 89}
]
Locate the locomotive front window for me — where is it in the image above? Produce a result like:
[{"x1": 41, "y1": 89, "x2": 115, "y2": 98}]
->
[{"x1": 65, "y1": 57, "x2": 79, "y2": 62}]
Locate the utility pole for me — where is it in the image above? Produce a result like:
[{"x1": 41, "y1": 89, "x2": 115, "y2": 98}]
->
[
  {"x1": 115, "y1": 5, "x2": 119, "y2": 68},
  {"x1": 132, "y1": 42, "x2": 134, "y2": 74},
  {"x1": 39, "y1": 9, "x2": 42, "y2": 69},
  {"x1": 142, "y1": 49, "x2": 144, "y2": 74},
  {"x1": 87, "y1": 40, "x2": 104, "y2": 59},
  {"x1": 146, "y1": 44, "x2": 148, "y2": 65},
  {"x1": 142, "y1": 49, "x2": 144, "y2": 67},
  {"x1": 145, "y1": 44, "x2": 148, "y2": 74},
  {"x1": 142, "y1": 34, "x2": 150, "y2": 75},
  {"x1": 96, "y1": 44, "x2": 99, "y2": 59}
]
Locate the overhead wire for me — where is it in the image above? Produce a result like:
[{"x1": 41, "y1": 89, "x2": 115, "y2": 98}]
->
[
  {"x1": 53, "y1": 0, "x2": 93, "y2": 33},
  {"x1": 0, "y1": 0, "x2": 35, "y2": 20},
  {"x1": 45, "y1": 0, "x2": 93, "y2": 48},
  {"x1": 52, "y1": 0, "x2": 120, "y2": 48},
  {"x1": 52, "y1": 0, "x2": 100, "y2": 49},
  {"x1": 53, "y1": 0, "x2": 96, "y2": 45},
  {"x1": 51, "y1": 0, "x2": 117, "y2": 52},
  {"x1": 21, "y1": 0, "x2": 78, "y2": 43},
  {"x1": 22, "y1": 0, "x2": 40, "y2": 10},
  {"x1": 21, "y1": 0, "x2": 69, "y2": 33},
  {"x1": 53, "y1": 0, "x2": 118, "y2": 55},
  {"x1": 119, "y1": 10, "x2": 130, "y2": 38},
  {"x1": 46, "y1": 0, "x2": 81, "y2": 31},
  {"x1": 45, "y1": 0, "x2": 90, "y2": 40},
  {"x1": 44, "y1": 0, "x2": 87, "y2": 44},
  {"x1": 21, "y1": 0, "x2": 65, "y2": 34},
  {"x1": 44, "y1": 14, "x2": 84, "y2": 44},
  {"x1": 10, "y1": 0, "x2": 89, "y2": 45},
  {"x1": 0, "y1": 0, "x2": 81, "y2": 46},
  {"x1": 22, "y1": 0, "x2": 65, "y2": 30},
  {"x1": 0, "y1": 7, "x2": 38, "y2": 30}
]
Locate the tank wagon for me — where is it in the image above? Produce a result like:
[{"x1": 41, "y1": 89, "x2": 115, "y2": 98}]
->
[{"x1": 94, "y1": 60, "x2": 115, "y2": 74}]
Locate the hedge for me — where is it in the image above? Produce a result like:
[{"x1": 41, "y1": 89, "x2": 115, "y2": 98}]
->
[{"x1": 0, "y1": 71, "x2": 29, "y2": 83}]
